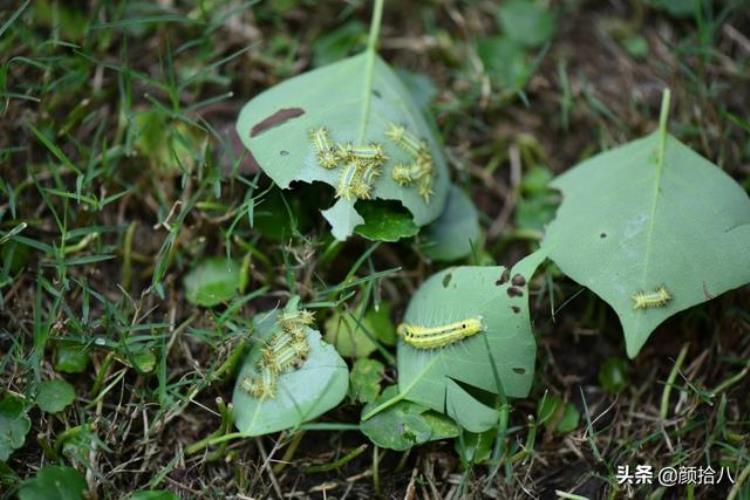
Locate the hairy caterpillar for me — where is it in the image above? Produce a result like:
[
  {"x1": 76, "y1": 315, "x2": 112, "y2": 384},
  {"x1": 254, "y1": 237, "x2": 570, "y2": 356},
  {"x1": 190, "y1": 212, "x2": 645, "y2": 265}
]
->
[
  {"x1": 240, "y1": 366, "x2": 277, "y2": 400},
  {"x1": 632, "y1": 286, "x2": 672, "y2": 310},
  {"x1": 350, "y1": 144, "x2": 387, "y2": 165},
  {"x1": 391, "y1": 156, "x2": 435, "y2": 202},
  {"x1": 309, "y1": 127, "x2": 338, "y2": 169},
  {"x1": 386, "y1": 123, "x2": 428, "y2": 157},
  {"x1": 397, "y1": 316, "x2": 485, "y2": 349},
  {"x1": 351, "y1": 162, "x2": 381, "y2": 199},
  {"x1": 337, "y1": 162, "x2": 361, "y2": 200}
]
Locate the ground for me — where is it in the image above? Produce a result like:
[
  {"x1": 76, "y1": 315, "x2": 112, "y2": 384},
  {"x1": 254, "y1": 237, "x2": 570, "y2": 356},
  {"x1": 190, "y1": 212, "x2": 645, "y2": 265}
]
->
[{"x1": 1, "y1": 0, "x2": 749, "y2": 499}]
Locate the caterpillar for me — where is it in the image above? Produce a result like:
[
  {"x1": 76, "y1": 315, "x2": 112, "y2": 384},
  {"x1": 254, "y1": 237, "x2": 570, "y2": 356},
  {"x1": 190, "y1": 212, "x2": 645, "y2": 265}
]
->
[
  {"x1": 632, "y1": 286, "x2": 672, "y2": 310},
  {"x1": 350, "y1": 144, "x2": 387, "y2": 165},
  {"x1": 397, "y1": 316, "x2": 485, "y2": 349},
  {"x1": 391, "y1": 155, "x2": 435, "y2": 202},
  {"x1": 351, "y1": 162, "x2": 381, "y2": 199},
  {"x1": 309, "y1": 127, "x2": 338, "y2": 169},
  {"x1": 337, "y1": 162, "x2": 361, "y2": 200},
  {"x1": 386, "y1": 123, "x2": 428, "y2": 157},
  {"x1": 240, "y1": 366, "x2": 277, "y2": 400}
]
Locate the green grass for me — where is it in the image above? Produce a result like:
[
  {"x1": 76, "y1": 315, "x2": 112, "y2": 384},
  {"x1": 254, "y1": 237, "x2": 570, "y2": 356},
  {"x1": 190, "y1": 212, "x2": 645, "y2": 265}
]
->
[{"x1": 1, "y1": 0, "x2": 749, "y2": 498}]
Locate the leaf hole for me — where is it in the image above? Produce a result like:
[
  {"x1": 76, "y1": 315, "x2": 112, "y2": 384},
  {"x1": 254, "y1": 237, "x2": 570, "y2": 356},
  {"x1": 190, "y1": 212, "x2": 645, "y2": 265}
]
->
[{"x1": 442, "y1": 273, "x2": 452, "y2": 288}]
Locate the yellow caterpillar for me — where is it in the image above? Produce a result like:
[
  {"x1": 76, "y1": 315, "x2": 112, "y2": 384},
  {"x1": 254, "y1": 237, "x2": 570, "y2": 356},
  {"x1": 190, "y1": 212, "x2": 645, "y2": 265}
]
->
[
  {"x1": 397, "y1": 316, "x2": 485, "y2": 349},
  {"x1": 632, "y1": 286, "x2": 672, "y2": 310},
  {"x1": 309, "y1": 127, "x2": 338, "y2": 169}
]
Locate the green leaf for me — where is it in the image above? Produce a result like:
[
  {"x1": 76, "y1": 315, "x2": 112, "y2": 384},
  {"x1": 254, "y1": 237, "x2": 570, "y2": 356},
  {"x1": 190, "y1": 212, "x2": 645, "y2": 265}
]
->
[
  {"x1": 354, "y1": 200, "x2": 419, "y2": 242},
  {"x1": 18, "y1": 465, "x2": 87, "y2": 500},
  {"x1": 391, "y1": 250, "x2": 547, "y2": 432},
  {"x1": 598, "y1": 357, "x2": 630, "y2": 394},
  {"x1": 0, "y1": 394, "x2": 31, "y2": 461},
  {"x1": 236, "y1": 51, "x2": 450, "y2": 240},
  {"x1": 366, "y1": 302, "x2": 397, "y2": 346},
  {"x1": 36, "y1": 380, "x2": 76, "y2": 414},
  {"x1": 324, "y1": 310, "x2": 378, "y2": 358},
  {"x1": 476, "y1": 36, "x2": 533, "y2": 93},
  {"x1": 127, "y1": 491, "x2": 179, "y2": 500},
  {"x1": 360, "y1": 386, "x2": 459, "y2": 451},
  {"x1": 183, "y1": 257, "x2": 241, "y2": 307},
  {"x1": 537, "y1": 393, "x2": 578, "y2": 434},
  {"x1": 496, "y1": 0, "x2": 555, "y2": 48},
  {"x1": 455, "y1": 429, "x2": 494, "y2": 464},
  {"x1": 396, "y1": 69, "x2": 437, "y2": 112},
  {"x1": 54, "y1": 342, "x2": 89, "y2": 374},
  {"x1": 233, "y1": 303, "x2": 349, "y2": 436},
  {"x1": 542, "y1": 113, "x2": 750, "y2": 357},
  {"x1": 349, "y1": 358, "x2": 385, "y2": 404},
  {"x1": 422, "y1": 185, "x2": 481, "y2": 261}
]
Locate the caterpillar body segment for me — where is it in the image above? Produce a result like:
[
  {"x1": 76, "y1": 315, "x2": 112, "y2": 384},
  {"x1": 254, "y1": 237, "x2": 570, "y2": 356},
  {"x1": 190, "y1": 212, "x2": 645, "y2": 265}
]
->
[
  {"x1": 632, "y1": 286, "x2": 672, "y2": 310},
  {"x1": 386, "y1": 123, "x2": 428, "y2": 157},
  {"x1": 310, "y1": 127, "x2": 338, "y2": 169},
  {"x1": 397, "y1": 316, "x2": 485, "y2": 349}
]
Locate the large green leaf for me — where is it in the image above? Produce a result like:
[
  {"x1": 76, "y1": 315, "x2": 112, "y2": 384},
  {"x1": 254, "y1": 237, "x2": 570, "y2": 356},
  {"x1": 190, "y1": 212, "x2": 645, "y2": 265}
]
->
[
  {"x1": 421, "y1": 184, "x2": 481, "y2": 261},
  {"x1": 236, "y1": 51, "x2": 450, "y2": 240},
  {"x1": 542, "y1": 121, "x2": 750, "y2": 357},
  {"x1": 232, "y1": 303, "x2": 349, "y2": 436},
  {"x1": 365, "y1": 251, "x2": 546, "y2": 433}
]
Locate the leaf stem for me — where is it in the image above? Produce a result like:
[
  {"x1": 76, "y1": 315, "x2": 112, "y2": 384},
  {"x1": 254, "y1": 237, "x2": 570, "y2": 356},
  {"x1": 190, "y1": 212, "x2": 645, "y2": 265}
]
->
[
  {"x1": 660, "y1": 342, "x2": 688, "y2": 419},
  {"x1": 367, "y1": 0, "x2": 385, "y2": 54},
  {"x1": 656, "y1": 88, "x2": 671, "y2": 167},
  {"x1": 358, "y1": 0, "x2": 385, "y2": 142}
]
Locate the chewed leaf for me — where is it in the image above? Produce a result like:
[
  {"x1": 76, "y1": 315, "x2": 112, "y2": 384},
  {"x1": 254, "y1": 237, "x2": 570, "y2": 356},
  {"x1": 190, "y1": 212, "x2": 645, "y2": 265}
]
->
[
  {"x1": 232, "y1": 302, "x2": 348, "y2": 436},
  {"x1": 389, "y1": 250, "x2": 547, "y2": 432},
  {"x1": 236, "y1": 52, "x2": 449, "y2": 240},
  {"x1": 542, "y1": 129, "x2": 750, "y2": 357}
]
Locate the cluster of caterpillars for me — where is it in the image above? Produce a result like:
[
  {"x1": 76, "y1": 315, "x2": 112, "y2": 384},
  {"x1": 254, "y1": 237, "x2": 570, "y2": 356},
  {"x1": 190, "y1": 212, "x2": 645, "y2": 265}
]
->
[
  {"x1": 240, "y1": 309, "x2": 315, "y2": 400},
  {"x1": 386, "y1": 123, "x2": 435, "y2": 202},
  {"x1": 310, "y1": 127, "x2": 387, "y2": 201},
  {"x1": 308, "y1": 123, "x2": 436, "y2": 203}
]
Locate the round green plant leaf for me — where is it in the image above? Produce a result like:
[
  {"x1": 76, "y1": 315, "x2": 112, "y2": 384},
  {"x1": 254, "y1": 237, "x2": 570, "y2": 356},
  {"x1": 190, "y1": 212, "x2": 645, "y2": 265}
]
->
[
  {"x1": 54, "y1": 342, "x2": 89, "y2": 374},
  {"x1": 18, "y1": 465, "x2": 86, "y2": 500},
  {"x1": 233, "y1": 305, "x2": 349, "y2": 437},
  {"x1": 0, "y1": 394, "x2": 31, "y2": 461},
  {"x1": 598, "y1": 357, "x2": 629, "y2": 394},
  {"x1": 324, "y1": 310, "x2": 378, "y2": 358},
  {"x1": 360, "y1": 386, "x2": 459, "y2": 451},
  {"x1": 496, "y1": 0, "x2": 555, "y2": 48},
  {"x1": 354, "y1": 200, "x2": 419, "y2": 242},
  {"x1": 422, "y1": 184, "x2": 481, "y2": 261},
  {"x1": 385, "y1": 250, "x2": 546, "y2": 433},
  {"x1": 349, "y1": 358, "x2": 384, "y2": 404},
  {"x1": 476, "y1": 36, "x2": 533, "y2": 93},
  {"x1": 236, "y1": 51, "x2": 450, "y2": 241},
  {"x1": 542, "y1": 127, "x2": 750, "y2": 357},
  {"x1": 36, "y1": 380, "x2": 76, "y2": 414},
  {"x1": 183, "y1": 257, "x2": 240, "y2": 307}
]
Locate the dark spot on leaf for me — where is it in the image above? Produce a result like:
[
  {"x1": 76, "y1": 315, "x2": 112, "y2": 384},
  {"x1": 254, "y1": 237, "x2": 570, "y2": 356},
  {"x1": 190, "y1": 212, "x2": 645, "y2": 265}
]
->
[
  {"x1": 507, "y1": 287, "x2": 523, "y2": 298},
  {"x1": 280, "y1": 150, "x2": 289, "y2": 156},
  {"x1": 511, "y1": 274, "x2": 526, "y2": 287},
  {"x1": 372, "y1": 89, "x2": 382, "y2": 98},
  {"x1": 511, "y1": 306, "x2": 520, "y2": 313},
  {"x1": 442, "y1": 273, "x2": 452, "y2": 288},
  {"x1": 512, "y1": 367, "x2": 526, "y2": 374},
  {"x1": 250, "y1": 107, "x2": 305, "y2": 137},
  {"x1": 495, "y1": 269, "x2": 510, "y2": 286},
  {"x1": 600, "y1": 232, "x2": 607, "y2": 238}
]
